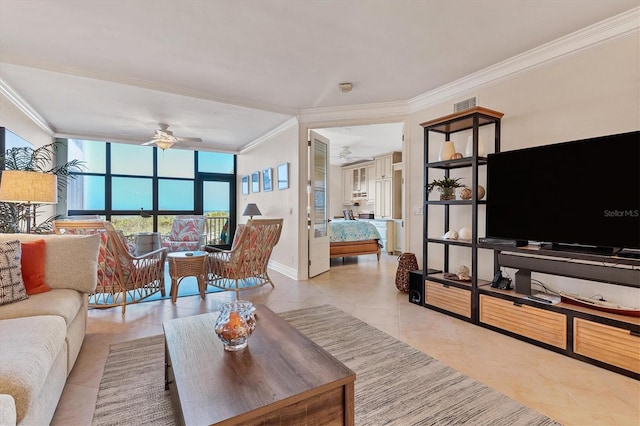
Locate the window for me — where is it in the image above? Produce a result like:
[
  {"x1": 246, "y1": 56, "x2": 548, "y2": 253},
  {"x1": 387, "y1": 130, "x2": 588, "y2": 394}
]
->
[
  {"x1": 112, "y1": 177, "x2": 153, "y2": 210},
  {"x1": 158, "y1": 179, "x2": 194, "y2": 210},
  {"x1": 111, "y1": 144, "x2": 153, "y2": 176},
  {"x1": 66, "y1": 139, "x2": 236, "y2": 243},
  {"x1": 67, "y1": 175, "x2": 105, "y2": 210},
  {"x1": 158, "y1": 149, "x2": 194, "y2": 178},
  {"x1": 198, "y1": 151, "x2": 234, "y2": 174}
]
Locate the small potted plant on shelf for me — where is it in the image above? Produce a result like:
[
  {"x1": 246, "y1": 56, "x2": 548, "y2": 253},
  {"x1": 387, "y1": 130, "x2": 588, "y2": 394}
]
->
[{"x1": 427, "y1": 177, "x2": 464, "y2": 200}]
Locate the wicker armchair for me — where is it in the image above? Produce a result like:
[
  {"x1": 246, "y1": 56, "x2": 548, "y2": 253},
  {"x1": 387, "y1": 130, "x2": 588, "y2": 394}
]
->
[
  {"x1": 162, "y1": 215, "x2": 206, "y2": 252},
  {"x1": 53, "y1": 220, "x2": 167, "y2": 314},
  {"x1": 205, "y1": 218, "x2": 283, "y2": 297}
]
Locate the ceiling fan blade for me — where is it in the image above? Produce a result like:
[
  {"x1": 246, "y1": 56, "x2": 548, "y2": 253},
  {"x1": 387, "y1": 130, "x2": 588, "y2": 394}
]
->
[
  {"x1": 176, "y1": 137, "x2": 203, "y2": 143},
  {"x1": 141, "y1": 140, "x2": 157, "y2": 146}
]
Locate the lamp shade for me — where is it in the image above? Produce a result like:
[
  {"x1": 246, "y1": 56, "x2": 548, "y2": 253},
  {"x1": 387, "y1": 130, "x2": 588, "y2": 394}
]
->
[
  {"x1": 0, "y1": 170, "x2": 58, "y2": 204},
  {"x1": 242, "y1": 203, "x2": 262, "y2": 218},
  {"x1": 154, "y1": 139, "x2": 175, "y2": 150}
]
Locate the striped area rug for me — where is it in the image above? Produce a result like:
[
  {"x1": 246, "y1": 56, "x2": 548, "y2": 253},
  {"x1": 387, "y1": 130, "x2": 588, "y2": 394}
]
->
[{"x1": 92, "y1": 305, "x2": 560, "y2": 426}]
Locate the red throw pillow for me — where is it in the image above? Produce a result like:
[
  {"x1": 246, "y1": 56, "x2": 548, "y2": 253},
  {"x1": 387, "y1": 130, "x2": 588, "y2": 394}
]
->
[{"x1": 21, "y1": 239, "x2": 51, "y2": 295}]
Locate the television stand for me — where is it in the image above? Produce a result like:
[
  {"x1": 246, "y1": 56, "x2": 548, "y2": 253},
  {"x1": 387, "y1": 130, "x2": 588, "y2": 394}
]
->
[
  {"x1": 618, "y1": 249, "x2": 640, "y2": 259},
  {"x1": 478, "y1": 246, "x2": 640, "y2": 379}
]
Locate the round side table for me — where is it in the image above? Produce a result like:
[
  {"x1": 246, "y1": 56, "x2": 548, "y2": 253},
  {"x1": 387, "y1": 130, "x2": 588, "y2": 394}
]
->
[{"x1": 167, "y1": 251, "x2": 208, "y2": 303}]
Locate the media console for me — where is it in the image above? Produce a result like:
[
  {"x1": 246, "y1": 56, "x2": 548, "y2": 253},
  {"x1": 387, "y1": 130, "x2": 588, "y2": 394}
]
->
[
  {"x1": 477, "y1": 244, "x2": 640, "y2": 379},
  {"x1": 419, "y1": 110, "x2": 639, "y2": 378}
]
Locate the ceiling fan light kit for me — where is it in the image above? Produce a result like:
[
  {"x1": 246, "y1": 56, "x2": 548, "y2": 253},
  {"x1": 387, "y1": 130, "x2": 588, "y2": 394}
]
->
[
  {"x1": 142, "y1": 123, "x2": 202, "y2": 150},
  {"x1": 153, "y1": 139, "x2": 175, "y2": 150}
]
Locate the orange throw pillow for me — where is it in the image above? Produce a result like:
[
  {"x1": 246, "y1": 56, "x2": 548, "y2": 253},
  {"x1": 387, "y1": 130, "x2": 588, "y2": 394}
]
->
[{"x1": 21, "y1": 239, "x2": 51, "y2": 295}]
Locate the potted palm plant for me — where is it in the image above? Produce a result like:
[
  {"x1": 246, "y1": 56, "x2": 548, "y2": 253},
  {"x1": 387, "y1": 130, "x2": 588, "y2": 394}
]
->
[
  {"x1": 427, "y1": 177, "x2": 464, "y2": 200},
  {"x1": 0, "y1": 141, "x2": 84, "y2": 233}
]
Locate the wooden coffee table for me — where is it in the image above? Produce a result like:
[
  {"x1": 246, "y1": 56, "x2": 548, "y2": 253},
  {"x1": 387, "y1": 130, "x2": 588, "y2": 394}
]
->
[{"x1": 163, "y1": 305, "x2": 355, "y2": 425}]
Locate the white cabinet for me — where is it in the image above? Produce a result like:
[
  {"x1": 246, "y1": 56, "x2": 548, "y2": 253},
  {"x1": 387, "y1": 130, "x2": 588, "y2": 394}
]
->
[
  {"x1": 341, "y1": 162, "x2": 374, "y2": 205},
  {"x1": 366, "y1": 164, "x2": 376, "y2": 203},
  {"x1": 374, "y1": 178, "x2": 392, "y2": 218},
  {"x1": 373, "y1": 152, "x2": 402, "y2": 218},
  {"x1": 374, "y1": 152, "x2": 401, "y2": 179},
  {"x1": 375, "y1": 155, "x2": 392, "y2": 179},
  {"x1": 342, "y1": 169, "x2": 354, "y2": 205}
]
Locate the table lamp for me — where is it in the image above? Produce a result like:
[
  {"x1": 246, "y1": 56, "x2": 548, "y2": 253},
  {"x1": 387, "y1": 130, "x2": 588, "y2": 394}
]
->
[
  {"x1": 0, "y1": 170, "x2": 58, "y2": 233},
  {"x1": 242, "y1": 203, "x2": 262, "y2": 219}
]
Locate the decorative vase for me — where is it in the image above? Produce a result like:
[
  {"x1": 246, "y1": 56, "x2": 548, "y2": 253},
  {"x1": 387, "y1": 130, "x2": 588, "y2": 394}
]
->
[
  {"x1": 439, "y1": 141, "x2": 456, "y2": 161},
  {"x1": 440, "y1": 187, "x2": 456, "y2": 200},
  {"x1": 214, "y1": 300, "x2": 256, "y2": 351},
  {"x1": 465, "y1": 135, "x2": 486, "y2": 157}
]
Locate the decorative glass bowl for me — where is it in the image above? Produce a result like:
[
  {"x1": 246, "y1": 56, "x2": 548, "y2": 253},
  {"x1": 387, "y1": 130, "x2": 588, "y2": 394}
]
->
[{"x1": 214, "y1": 300, "x2": 256, "y2": 351}]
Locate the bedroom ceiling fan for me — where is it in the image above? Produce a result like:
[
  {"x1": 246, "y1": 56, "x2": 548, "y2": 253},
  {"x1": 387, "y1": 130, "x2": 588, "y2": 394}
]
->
[
  {"x1": 141, "y1": 123, "x2": 203, "y2": 150},
  {"x1": 334, "y1": 146, "x2": 373, "y2": 163}
]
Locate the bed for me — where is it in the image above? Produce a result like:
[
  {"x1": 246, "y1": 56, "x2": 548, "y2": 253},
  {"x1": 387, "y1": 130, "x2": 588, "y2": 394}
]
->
[{"x1": 329, "y1": 219, "x2": 382, "y2": 261}]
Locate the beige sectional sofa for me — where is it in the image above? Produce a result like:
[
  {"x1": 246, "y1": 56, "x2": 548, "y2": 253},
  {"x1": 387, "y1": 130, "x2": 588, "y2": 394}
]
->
[{"x1": 0, "y1": 233, "x2": 100, "y2": 426}]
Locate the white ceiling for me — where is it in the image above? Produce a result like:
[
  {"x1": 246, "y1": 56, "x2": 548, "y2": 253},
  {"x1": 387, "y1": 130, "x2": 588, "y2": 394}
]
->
[{"x1": 0, "y1": 0, "x2": 637, "y2": 162}]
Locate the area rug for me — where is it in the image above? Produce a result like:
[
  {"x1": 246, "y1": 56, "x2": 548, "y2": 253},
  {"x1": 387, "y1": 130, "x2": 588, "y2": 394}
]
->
[
  {"x1": 89, "y1": 263, "x2": 223, "y2": 306},
  {"x1": 92, "y1": 305, "x2": 560, "y2": 426}
]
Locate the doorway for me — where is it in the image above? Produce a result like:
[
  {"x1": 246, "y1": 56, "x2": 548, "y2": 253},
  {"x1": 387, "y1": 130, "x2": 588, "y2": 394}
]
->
[{"x1": 196, "y1": 173, "x2": 236, "y2": 247}]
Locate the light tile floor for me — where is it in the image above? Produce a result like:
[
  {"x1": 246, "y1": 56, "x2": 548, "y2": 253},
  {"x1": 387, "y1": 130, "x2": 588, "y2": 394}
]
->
[{"x1": 52, "y1": 254, "x2": 639, "y2": 425}]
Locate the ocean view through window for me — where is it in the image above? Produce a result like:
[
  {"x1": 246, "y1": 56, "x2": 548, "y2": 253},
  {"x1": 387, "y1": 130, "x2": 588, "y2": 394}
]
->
[{"x1": 65, "y1": 139, "x2": 237, "y2": 246}]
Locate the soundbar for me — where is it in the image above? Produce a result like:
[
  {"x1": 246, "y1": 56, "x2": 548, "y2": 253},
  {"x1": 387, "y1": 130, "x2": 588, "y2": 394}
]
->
[{"x1": 479, "y1": 238, "x2": 528, "y2": 247}]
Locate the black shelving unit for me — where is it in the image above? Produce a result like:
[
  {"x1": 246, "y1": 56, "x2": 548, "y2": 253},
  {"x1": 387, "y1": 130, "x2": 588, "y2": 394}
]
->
[{"x1": 420, "y1": 107, "x2": 504, "y2": 322}]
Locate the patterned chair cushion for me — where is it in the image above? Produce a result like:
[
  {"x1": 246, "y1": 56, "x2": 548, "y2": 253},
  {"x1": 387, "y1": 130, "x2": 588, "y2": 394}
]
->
[{"x1": 169, "y1": 219, "x2": 203, "y2": 242}]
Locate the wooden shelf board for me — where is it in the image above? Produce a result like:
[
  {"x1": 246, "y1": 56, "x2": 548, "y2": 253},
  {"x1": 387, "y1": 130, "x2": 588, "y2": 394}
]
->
[{"x1": 420, "y1": 106, "x2": 504, "y2": 133}]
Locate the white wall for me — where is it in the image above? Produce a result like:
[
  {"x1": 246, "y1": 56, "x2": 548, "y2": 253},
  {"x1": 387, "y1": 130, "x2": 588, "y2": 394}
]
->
[
  {"x1": 406, "y1": 35, "x2": 640, "y2": 306},
  {"x1": 236, "y1": 121, "x2": 300, "y2": 279}
]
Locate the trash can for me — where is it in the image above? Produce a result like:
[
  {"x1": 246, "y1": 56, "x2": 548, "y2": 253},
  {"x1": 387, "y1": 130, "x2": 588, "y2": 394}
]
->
[{"x1": 395, "y1": 252, "x2": 418, "y2": 293}]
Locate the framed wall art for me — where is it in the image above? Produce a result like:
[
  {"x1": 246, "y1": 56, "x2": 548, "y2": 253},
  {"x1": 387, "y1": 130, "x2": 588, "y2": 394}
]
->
[
  {"x1": 251, "y1": 171, "x2": 260, "y2": 193},
  {"x1": 263, "y1": 167, "x2": 273, "y2": 191},
  {"x1": 241, "y1": 175, "x2": 249, "y2": 195},
  {"x1": 277, "y1": 162, "x2": 289, "y2": 190}
]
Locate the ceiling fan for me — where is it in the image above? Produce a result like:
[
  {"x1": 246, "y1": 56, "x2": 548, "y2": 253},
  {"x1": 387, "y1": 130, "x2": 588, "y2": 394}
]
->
[
  {"x1": 142, "y1": 123, "x2": 203, "y2": 150},
  {"x1": 334, "y1": 146, "x2": 373, "y2": 163}
]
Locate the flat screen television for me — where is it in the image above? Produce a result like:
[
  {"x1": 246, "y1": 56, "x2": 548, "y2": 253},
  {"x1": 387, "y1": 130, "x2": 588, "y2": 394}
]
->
[{"x1": 486, "y1": 130, "x2": 640, "y2": 254}]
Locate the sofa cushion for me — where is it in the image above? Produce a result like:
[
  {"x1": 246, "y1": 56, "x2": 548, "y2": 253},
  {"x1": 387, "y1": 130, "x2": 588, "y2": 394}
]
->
[
  {"x1": 0, "y1": 240, "x2": 28, "y2": 306},
  {"x1": 0, "y1": 288, "x2": 84, "y2": 327},
  {"x1": 0, "y1": 234, "x2": 99, "y2": 294},
  {"x1": 0, "y1": 394, "x2": 16, "y2": 426},
  {"x1": 20, "y1": 239, "x2": 51, "y2": 295},
  {"x1": 0, "y1": 315, "x2": 66, "y2": 422}
]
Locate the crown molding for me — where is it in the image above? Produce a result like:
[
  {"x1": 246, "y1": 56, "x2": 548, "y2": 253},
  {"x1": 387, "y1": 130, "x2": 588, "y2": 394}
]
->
[
  {"x1": 0, "y1": 77, "x2": 54, "y2": 135},
  {"x1": 408, "y1": 7, "x2": 640, "y2": 113},
  {"x1": 240, "y1": 117, "x2": 299, "y2": 153},
  {"x1": 298, "y1": 100, "x2": 408, "y2": 124}
]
